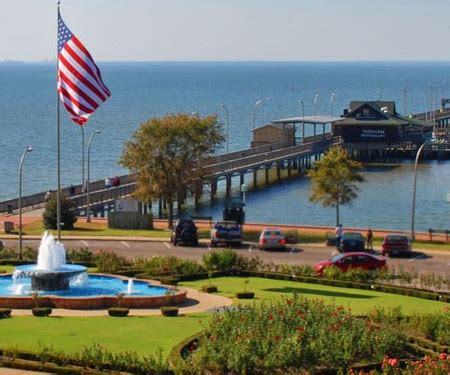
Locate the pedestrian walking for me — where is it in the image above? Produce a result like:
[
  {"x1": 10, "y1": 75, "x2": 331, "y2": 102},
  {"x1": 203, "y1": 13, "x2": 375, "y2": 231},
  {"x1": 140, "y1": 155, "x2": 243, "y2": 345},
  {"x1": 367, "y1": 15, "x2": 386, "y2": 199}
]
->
[
  {"x1": 112, "y1": 175, "x2": 120, "y2": 187},
  {"x1": 105, "y1": 176, "x2": 112, "y2": 189},
  {"x1": 335, "y1": 224, "x2": 343, "y2": 249},
  {"x1": 366, "y1": 228, "x2": 373, "y2": 251},
  {"x1": 69, "y1": 184, "x2": 75, "y2": 197}
]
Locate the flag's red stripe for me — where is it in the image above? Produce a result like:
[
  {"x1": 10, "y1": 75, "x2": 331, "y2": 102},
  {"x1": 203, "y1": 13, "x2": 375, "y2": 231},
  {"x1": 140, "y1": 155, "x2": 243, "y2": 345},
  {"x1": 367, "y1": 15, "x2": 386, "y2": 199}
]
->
[
  {"x1": 59, "y1": 71, "x2": 99, "y2": 110},
  {"x1": 71, "y1": 37, "x2": 111, "y2": 96},
  {"x1": 59, "y1": 86, "x2": 94, "y2": 115},
  {"x1": 64, "y1": 41, "x2": 108, "y2": 98},
  {"x1": 59, "y1": 53, "x2": 107, "y2": 102}
]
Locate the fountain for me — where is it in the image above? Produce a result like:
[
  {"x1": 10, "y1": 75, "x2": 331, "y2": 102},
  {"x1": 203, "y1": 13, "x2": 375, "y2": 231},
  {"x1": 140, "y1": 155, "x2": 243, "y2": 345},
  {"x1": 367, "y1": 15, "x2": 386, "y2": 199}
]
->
[
  {"x1": 14, "y1": 232, "x2": 86, "y2": 291},
  {"x1": 0, "y1": 232, "x2": 187, "y2": 309}
]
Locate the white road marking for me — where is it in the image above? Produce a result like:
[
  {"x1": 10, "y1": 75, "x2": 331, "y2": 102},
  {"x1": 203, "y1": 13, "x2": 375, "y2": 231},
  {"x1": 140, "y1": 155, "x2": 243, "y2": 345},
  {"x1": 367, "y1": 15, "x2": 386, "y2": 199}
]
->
[
  {"x1": 121, "y1": 241, "x2": 130, "y2": 248},
  {"x1": 248, "y1": 245, "x2": 252, "y2": 252},
  {"x1": 290, "y1": 247, "x2": 296, "y2": 254},
  {"x1": 81, "y1": 240, "x2": 89, "y2": 247},
  {"x1": 164, "y1": 242, "x2": 171, "y2": 249},
  {"x1": 408, "y1": 255, "x2": 426, "y2": 262}
]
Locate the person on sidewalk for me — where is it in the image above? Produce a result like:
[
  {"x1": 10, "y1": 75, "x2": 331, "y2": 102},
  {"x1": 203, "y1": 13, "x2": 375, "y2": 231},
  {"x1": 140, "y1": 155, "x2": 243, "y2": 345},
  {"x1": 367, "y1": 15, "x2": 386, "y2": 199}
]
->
[
  {"x1": 105, "y1": 177, "x2": 112, "y2": 189},
  {"x1": 366, "y1": 228, "x2": 373, "y2": 251},
  {"x1": 335, "y1": 224, "x2": 343, "y2": 249}
]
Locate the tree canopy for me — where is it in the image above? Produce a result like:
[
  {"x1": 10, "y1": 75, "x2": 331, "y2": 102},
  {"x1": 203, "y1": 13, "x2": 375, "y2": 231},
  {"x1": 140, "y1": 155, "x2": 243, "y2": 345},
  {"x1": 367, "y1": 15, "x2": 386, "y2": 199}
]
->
[
  {"x1": 120, "y1": 113, "x2": 224, "y2": 226},
  {"x1": 307, "y1": 146, "x2": 365, "y2": 226}
]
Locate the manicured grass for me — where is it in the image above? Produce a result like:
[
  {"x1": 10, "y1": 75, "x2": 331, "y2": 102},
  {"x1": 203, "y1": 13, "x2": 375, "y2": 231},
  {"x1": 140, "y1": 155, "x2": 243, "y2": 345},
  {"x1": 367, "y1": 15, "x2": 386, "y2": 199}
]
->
[
  {"x1": 0, "y1": 314, "x2": 208, "y2": 356},
  {"x1": 22, "y1": 221, "x2": 171, "y2": 238},
  {"x1": 180, "y1": 277, "x2": 448, "y2": 315},
  {"x1": 0, "y1": 265, "x2": 14, "y2": 273}
]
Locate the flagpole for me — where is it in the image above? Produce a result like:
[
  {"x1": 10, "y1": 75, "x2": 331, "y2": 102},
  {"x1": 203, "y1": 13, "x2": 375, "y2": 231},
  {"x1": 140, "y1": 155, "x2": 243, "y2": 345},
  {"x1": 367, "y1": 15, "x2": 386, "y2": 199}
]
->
[{"x1": 56, "y1": 0, "x2": 61, "y2": 241}]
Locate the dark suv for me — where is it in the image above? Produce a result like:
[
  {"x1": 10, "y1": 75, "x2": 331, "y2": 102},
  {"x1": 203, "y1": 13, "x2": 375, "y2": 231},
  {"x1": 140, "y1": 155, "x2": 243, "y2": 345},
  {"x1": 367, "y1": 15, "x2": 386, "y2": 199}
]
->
[{"x1": 171, "y1": 219, "x2": 199, "y2": 246}]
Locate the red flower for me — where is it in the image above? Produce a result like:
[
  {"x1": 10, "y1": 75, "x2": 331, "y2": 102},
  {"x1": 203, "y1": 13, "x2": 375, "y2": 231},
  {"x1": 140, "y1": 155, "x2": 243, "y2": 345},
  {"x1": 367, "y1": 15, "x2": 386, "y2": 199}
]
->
[
  {"x1": 439, "y1": 352, "x2": 447, "y2": 361},
  {"x1": 268, "y1": 313, "x2": 274, "y2": 320}
]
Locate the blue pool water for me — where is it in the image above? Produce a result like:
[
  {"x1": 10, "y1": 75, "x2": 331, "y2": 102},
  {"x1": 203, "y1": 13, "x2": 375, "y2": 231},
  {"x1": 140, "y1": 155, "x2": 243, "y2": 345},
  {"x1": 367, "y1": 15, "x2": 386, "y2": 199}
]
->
[{"x1": 0, "y1": 274, "x2": 168, "y2": 297}]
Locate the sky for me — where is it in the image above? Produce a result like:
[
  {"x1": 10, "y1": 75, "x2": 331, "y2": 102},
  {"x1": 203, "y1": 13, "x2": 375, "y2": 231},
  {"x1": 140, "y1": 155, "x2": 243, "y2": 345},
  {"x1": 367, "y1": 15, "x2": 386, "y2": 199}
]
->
[{"x1": 1, "y1": 0, "x2": 450, "y2": 62}]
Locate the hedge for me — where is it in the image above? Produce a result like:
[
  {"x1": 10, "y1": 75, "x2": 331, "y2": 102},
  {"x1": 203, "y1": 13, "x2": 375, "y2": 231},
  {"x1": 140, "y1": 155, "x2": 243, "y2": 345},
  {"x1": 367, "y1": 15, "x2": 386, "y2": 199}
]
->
[
  {"x1": 0, "y1": 308, "x2": 11, "y2": 318},
  {"x1": 31, "y1": 307, "x2": 52, "y2": 317},
  {"x1": 108, "y1": 307, "x2": 129, "y2": 317},
  {"x1": 161, "y1": 306, "x2": 179, "y2": 317}
]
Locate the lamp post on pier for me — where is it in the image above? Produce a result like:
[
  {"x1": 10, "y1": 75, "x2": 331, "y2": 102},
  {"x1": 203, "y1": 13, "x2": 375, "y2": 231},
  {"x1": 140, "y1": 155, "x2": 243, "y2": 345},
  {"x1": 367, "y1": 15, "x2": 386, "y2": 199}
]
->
[
  {"x1": 18, "y1": 145, "x2": 33, "y2": 260},
  {"x1": 221, "y1": 104, "x2": 229, "y2": 154},
  {"x1": 330, "y1": 93, "x2": 336, "y2": 116},
  {"x1": 253, "y1": 98, "x2": 271, "y2": 133},
  {"x1": 86, "y1": 130, "x2": 101, "y2": 223},
  {"x1": 80, "y1": 125, "x2": 85, "y2": 188},
  {"x1": 313, "y1": 94, "x2": 320, "y2": 115}
]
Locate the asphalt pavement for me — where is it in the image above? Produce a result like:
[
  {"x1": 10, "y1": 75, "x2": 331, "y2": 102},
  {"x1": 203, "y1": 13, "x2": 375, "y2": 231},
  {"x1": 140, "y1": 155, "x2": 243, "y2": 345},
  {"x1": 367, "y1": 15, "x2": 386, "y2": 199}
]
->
[{"x1": 3, "y1": 238, "x2": 449, "y2": 275}]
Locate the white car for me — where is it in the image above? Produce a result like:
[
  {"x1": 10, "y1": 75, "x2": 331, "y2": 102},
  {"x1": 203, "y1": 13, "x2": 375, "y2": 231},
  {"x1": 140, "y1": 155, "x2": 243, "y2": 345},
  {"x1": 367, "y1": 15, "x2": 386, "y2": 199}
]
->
[{"x1": 259, "y1": 228, "x2": 286, "y2": 250}]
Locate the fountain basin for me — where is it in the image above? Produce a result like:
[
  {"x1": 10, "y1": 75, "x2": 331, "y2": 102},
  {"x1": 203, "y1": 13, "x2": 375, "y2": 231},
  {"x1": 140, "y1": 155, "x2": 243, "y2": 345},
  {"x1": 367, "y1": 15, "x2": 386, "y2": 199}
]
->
[{"x1": 0, "y1": 274, "x2": 187, "y2": 309}]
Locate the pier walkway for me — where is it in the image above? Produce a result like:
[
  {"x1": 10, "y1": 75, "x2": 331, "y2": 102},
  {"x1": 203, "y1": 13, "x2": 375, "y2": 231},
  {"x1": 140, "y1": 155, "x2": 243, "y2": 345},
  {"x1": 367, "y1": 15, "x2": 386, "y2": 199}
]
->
[{"x1": 0, "y1": 134, "x2": 341, "y2": 215}]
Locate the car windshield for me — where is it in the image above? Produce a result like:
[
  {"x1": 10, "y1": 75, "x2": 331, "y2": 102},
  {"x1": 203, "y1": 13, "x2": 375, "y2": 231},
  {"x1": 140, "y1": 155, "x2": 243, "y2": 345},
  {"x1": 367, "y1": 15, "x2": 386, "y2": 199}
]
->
[
  {"x1": 264, "y1": 230, "x2": 282, "y2": 236},
  {"x1": 386, "y1": 236, "x2": 408, "y2": 242},
  {"x1": 343, "y1": 233, "x2": 363, "y2": 240},
  {"x1": 331, "y1": 254, "x2": 345, "y2": 262}
]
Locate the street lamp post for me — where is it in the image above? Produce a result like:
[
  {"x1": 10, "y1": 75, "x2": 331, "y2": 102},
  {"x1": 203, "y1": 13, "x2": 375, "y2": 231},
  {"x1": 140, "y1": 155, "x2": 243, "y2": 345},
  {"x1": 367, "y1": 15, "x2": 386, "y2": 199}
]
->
[
  {"x1": 298, "y1": 99, "x2": 305, "y2": 140},
  {"x1": 86, "y1": 131, "x2": 101, "y2": 223},
  {"x1": 18, "y1": 146, "x2": 33, "y2": 259},
  {"x1": 401, "y1": 86, "x2": 407, "y2": 115},
  {"x1": 253, "y1": 98, "x2": 271, "y2": 133},
  {"x1": 411, "y1": 138, "x2": 436, "y2": 239},
  {"x1": 221, "y1": 104, "x2": 229, "y2": 154},
  {"x1": 313, "y1": 94, "x2": 320, "y2": 115},
  {"x1": 330, "y1": 93, "x2": 336, "y2": 116}
]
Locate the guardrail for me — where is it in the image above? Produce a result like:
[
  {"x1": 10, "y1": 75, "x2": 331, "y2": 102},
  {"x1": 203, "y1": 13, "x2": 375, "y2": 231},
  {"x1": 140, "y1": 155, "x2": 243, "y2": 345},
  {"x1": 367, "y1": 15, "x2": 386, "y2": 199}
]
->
[
  {"x1": 203, "y1": 137, "x2": 341, "y2": 177},
  {"x1": 71, "y1": 183, "x2": 136, "y2": 210}
]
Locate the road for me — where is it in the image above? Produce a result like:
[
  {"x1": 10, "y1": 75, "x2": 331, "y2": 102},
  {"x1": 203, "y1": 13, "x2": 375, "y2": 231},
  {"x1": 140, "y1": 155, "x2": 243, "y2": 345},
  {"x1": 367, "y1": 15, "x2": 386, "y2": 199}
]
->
[{"x1": 4, "y1": 238, "x2": 449, "y2": 276}]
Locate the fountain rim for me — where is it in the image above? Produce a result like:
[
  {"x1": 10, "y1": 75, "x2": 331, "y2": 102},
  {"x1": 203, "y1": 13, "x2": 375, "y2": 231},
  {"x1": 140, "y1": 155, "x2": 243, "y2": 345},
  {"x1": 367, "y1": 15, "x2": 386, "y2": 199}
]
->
[
  {"x1": 14, "y1": 264, "x2": 87, "y2": 275},
  {"x1": 0, "y1": 273, "x2": 187, "y2": 309}
]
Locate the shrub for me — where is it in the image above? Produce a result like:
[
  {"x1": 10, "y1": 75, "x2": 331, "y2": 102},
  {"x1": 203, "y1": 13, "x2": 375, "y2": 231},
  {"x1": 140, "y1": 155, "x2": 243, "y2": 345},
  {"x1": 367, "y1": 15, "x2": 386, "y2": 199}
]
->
[
  {"x1": 94, "y1": 251, "x2": 125, "y2": 273},
  {"x1": 160, "y1": 277, "x2": 179, "y2": 286},
  {"x1": 108, "y1": 307, "x2": 129, "y2": 317},
  {"x1": 187, "y1": 295, "x2": 407, "y2": 373},
  {"x1": 42, "y1": 192, "x2": 77, "y2": 230},
  {"x1": 67, "y1": 247, "x2": 95, "y2": 263},
  {"x1": 161, "y1": 306, "x2": 179, "y2": 317},
  {"x1": 202, "y1": 249, "x2": 241, "y2": 271},
  {"x1": 412, "y1": 311, "x2": 450, "y2": 345},
  {"x1": 32, "y1": 307, "x2": 52, "y2": 317},
  {"x1": 201, "y1": 285, "x2": 218, "y2": 293},
  {"x1": 235, "y1": 292, "x2": 255, "y2": 299},
  {"x1": 0, "y1": 247, "x2": 18, "y2": 260},
  {"x1": 134, "y1": 255, "x2": 205, "y2": 277},
  {"x1": 0, "y1": 308, "x2": 11, "y2": 318}
]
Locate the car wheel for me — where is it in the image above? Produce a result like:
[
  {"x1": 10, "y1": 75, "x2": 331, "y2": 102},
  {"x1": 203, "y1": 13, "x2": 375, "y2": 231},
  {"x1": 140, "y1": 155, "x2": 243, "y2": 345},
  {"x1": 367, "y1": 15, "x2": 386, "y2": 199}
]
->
[
  {"x1": 193, "y1": 240, "x2": 199, "y2": 247},
  {"x1": 236, "y1": 242, "x2": 242, "y2": 248}
]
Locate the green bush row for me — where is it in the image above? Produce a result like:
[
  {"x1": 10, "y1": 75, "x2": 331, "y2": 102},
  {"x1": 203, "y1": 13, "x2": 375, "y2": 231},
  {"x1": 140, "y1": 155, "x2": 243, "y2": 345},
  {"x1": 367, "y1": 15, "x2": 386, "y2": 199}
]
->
[
  {"x1": 107, "y1": 307, "x2": 129, "y2": 317},
  {"x1": 0, "y1": 308, "x2": 11, "y2": 318}
]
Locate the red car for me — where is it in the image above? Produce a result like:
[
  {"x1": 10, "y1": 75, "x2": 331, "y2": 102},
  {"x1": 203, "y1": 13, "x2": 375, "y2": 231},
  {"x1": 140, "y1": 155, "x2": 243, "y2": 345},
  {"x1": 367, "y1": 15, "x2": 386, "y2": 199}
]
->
[
  {"x1": 315, "y1": 252, "x2": 386, "y2": 276},
  {"x1": 381, "y1": 235, "x2": 411, "y2": 257}
]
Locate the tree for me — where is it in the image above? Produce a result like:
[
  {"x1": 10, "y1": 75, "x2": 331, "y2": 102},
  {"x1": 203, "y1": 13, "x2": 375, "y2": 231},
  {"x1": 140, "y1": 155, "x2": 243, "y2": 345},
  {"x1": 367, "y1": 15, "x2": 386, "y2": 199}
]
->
[
  {"x1": 42, "y1": 192, "x2": 77, "y2": 230},
  {"x1": 120, "y1": 113, "x2": 224, "y2": 227},
  {"x1": 307, "y1": 146, "x2": 365, "y2": 226}
]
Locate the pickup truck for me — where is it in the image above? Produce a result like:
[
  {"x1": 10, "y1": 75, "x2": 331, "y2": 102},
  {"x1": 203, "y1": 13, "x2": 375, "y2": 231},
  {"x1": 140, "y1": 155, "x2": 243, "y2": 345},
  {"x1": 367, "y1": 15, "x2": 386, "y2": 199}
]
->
[{"x1": 210, "y1": 221, "x2": 242, "y2": 248}]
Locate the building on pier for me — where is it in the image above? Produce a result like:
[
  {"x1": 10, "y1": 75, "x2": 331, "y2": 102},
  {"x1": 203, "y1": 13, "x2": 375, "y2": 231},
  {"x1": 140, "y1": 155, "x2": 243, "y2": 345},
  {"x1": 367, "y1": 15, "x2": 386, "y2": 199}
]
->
[{"x1": 332, "y1": 101, "x2": 434, "y2": 160}]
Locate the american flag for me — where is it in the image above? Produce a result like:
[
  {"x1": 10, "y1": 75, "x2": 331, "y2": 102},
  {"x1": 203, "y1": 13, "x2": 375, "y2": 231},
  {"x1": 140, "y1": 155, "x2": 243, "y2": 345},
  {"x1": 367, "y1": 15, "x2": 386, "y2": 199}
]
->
[{"x1": 57, "y1": 12, "x2": 110, "y2": 125}]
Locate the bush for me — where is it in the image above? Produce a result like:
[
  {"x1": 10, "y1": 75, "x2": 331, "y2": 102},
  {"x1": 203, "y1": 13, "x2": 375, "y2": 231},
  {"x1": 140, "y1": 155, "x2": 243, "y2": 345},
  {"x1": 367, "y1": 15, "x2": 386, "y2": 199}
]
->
[
  {"x1": 161, "y1": 306, "x2": 179, "y2": 317},
  {"x1": 0, "y1": 308, "x2": 11, "y2": 318},
  {"x1": 160, "y1": 277, "x2": 179, "y2": 286},
  {"x1": 134, "y1": 255, "x2": 205, "y2": 277},
  {"x1": 42, "y1": 193, "x2": 77, "y2": 230},
  {"x1": 108, "y1": 307, "x2": 129, "y2": 317},
  {"x1": 187, "y1": 295, "x2": 407, "y2": 373},
  {"x1": 236, "y1": 292, "x2": 255, "y2": 299},
  {"x1": 94, "y1": 251, "x2": 126, "y2": 273},
  {"x1": 202, "y1": 249, "x2": 242, "y2": 271},
  {"x1": 32, "y1": 307, "x2": 52, "y2": 317},
  {"x1": 201, "y1": 285, "x2": 218, "y2": 293},
  {"x1": 412, "y1": 311, "x2": 450, "y2": 345},
  {"x1": 67, "y1": 247, "x2": 94, "y2": 263}
]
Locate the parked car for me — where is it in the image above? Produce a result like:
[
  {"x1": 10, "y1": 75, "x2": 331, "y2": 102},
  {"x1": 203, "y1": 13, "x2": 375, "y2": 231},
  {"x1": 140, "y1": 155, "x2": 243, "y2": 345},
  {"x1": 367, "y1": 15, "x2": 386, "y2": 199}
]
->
[
  {"x1": 338, "y1": 232, "x2": 366, "y2": 252},
  {"x1": 381, "y1": 235, "x2": 411, "y2": 257},
  {"x1": 259, "y1": 227, "x2": 286, "y2": 250},
  {"x1": 210, "y1": 221, "x2": 242, "y2": 247},
  {"x1": 315, "y1": 252, "x2": 386, "y2": 276},
  {"x1": 171, "y1": 219, "x2": 198, "y2": 246}
]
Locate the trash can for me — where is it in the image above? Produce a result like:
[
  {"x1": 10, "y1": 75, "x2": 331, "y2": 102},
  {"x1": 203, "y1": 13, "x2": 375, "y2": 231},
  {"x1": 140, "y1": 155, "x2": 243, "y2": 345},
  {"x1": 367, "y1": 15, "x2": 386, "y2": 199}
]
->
[
  {"x1": 7, "y1": 205, "x2": 13, "y2": 214},
  {"x1": 2, "y1": 221, "x2": 14, "y2": 233}
]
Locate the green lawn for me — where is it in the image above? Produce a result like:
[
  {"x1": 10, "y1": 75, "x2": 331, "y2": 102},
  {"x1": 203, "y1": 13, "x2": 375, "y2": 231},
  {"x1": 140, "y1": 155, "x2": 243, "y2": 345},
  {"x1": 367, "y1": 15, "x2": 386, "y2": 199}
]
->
[
  {"x1": 0, "y1": 314, "x2": 208, "y2": 356},
  {"x1": 180, "y1": 277, "x2": 449, "y2": 315}
]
